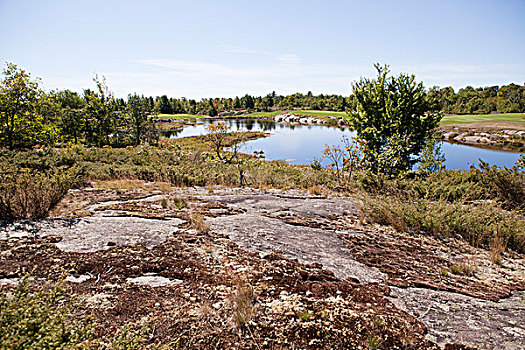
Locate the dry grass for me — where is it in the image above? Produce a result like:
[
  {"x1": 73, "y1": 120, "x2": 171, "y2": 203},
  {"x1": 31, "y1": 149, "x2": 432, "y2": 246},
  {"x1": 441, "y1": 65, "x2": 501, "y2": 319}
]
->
[
  {"x1": 360, "y1": 193, "x2": 525, "y2": 253},
  {"x1": 231, "y1": 279, "x2": 256, "y2": 330},
  {"x1": 450, "y1": 260, "x2": 477, "y2": 276},
  {"x1": 307, "y1": 185, "x2": 329, "y2": 196},
  {"x1": 189, "y1": 211, "x2": 210, "y2": 234},
  {"x1": 489, "y1": 234, "x2": 507, "y2": 265},
  {"x1": 0, "y1": 167, "x2": 81, "y2": 220}
]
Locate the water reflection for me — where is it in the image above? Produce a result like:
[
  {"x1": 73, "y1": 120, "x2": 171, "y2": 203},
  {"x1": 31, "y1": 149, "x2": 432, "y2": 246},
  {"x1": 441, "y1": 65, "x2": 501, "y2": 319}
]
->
[{"x1": 164, "y1": 119, "x2": 523, "y2": 170}]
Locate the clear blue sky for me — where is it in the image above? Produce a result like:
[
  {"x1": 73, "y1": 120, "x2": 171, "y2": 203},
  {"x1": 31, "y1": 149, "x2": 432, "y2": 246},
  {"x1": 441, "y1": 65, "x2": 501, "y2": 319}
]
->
[{"x1": 1, "y1": 0, "x2": 524, "y2": 99}]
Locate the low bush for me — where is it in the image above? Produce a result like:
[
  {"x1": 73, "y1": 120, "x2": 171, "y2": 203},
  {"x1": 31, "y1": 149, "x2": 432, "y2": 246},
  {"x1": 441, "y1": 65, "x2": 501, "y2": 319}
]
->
[
  {"x1": 0, "y1": 166, "x2": 82, "y2": 220},
  {"x1": 0, "y1": 277, "x2": 170, "y2": 350},
  {"x1": 356, "y1": 164, "x2": 525, "y2": 212},
  {"x1": 0, "y1": 277, "x2": 95, "y2": 349}
]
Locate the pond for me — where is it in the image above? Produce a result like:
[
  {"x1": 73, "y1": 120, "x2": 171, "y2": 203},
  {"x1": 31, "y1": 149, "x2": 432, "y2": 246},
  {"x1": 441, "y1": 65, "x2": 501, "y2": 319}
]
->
[{"x1": 167, "y1": 119, "x2": 524, "y2": 170}]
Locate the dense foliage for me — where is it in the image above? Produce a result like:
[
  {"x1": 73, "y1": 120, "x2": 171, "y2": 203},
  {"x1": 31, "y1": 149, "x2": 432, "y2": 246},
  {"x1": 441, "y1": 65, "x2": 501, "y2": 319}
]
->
[
  {"x1": 154, "y1": 83, "x2": 525, "y2": 116},
  {"x1": 1, "y1": 62, "x2": 524, "y2": 151},
  {"x1": 356, "y1": 161, "x2": 525, "y2": 253},
  {"x1": 348, "y1": 64, "x2": 442, "y2": 174},
  {"x1": 0, "y1": 277, "x2": 169, "y2": 349},
  {"x1": 0, "y1": 64, "x2": 157, "y2": 149},
  {"x1": 429, "y1": 84, "x2": 525, "y2": 114},
  {"x1": 153, "y1": 91, "x2": 350, "y2": 116}
]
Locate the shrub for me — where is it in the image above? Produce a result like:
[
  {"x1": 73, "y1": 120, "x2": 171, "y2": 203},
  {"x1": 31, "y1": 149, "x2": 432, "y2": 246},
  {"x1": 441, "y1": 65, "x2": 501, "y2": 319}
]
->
[
  {"x1": 189, "y1": 211, "x2": 209, "y2": 234},
  {"x1": 0, "y1": 277, "x2": 95, "y2": 349},
  {"x1": 478, "y1": 161, "x2": 525, "y2": 212},
  {"x1": 0, "y1": 277, "x2": 170, "y2": 350},
  {"x1": 0, "y1": 166, "x2": 82, "y2": 220},
  {"x1": 231, "y1": 280, "x2": 256, "y2": 330}
]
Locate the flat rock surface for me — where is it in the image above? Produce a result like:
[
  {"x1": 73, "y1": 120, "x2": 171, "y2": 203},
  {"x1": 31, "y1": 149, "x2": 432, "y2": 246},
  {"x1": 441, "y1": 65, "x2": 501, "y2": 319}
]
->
[
  {"x1": 1, "y1": 216, "x2": 183, "y2": 253},
  {"x1": 189, "y1": 187, "x2": 525, "y2": 349},
  {"x1": 209, "y1": 213, "x2": 385, "y2": 283},
  {"x1": 389, "y1": 287, "x2": 525, "y2": 349},
  {"x1": 1, "y1": 185, "x2": 524, "y2": 349}
]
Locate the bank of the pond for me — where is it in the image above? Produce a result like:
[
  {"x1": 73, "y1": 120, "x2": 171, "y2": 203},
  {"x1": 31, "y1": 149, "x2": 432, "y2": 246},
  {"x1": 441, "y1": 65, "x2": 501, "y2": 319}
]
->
[{"x1": 164, "y1": 118, "x2": 524, "y2": 170}]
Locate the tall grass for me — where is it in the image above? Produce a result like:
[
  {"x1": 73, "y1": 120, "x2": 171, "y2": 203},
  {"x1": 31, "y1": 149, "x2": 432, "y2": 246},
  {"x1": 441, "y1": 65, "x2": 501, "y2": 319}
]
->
[
  {"x1": 357, "y1": 165, "x2": 525, "y2": 253},
  {"x1": 361, "y1": 194, "x2": 525, "y2": 253}
]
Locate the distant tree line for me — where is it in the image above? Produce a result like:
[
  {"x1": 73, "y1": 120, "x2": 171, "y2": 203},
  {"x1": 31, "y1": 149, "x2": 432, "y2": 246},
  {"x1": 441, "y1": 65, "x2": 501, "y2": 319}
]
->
[
  {"x1": 428, "y1": 84, "x2": 525, "y2": 114},
  {"x1": 153, "y1": 84, "x2": 525, "y2": 116},
  {"x1": 153, "y1": 91, "x2": 351, "y2": 116},
  {"x1": 1, "y1": 62, "x2": 524, "y2": 150}
]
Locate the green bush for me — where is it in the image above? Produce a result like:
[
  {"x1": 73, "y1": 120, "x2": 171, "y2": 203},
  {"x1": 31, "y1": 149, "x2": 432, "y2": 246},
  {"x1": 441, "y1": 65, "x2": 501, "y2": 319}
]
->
[
  {"x1": 478, "y1": 161, "x2": 525, "y2": 211},
  {"x1": 0, "y1": 277, "x2": 170, "y2": 350},
  {"x1": 356, "y1": 165, "x2": 524, "y2": 211},
  {"x1": 0, "y1": 278, "x2": 95, "y2": 350}
]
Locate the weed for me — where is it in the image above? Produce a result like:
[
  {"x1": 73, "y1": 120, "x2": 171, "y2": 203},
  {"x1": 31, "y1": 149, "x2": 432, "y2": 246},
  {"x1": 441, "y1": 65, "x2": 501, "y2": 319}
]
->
[
  {"x1": 450, "y1": 261, "x2": 476, "y2": 276},
  {"x1": 367, "y1": 335, "x2": 381, "y2": 349},
  {"x1": 189, "y1": 211, "x2": 209, "y2": 234},
  {"x1": 372, "y1": 317, "x2": 383, "y2": 328},
  {"x1": 440, "y1": 267, "x2": 448, "y2": 277},
  {"x1": 232, "y1": 279, "x2": 256, "y2": 330},
  {"x1": 0, "y1": 166, "x2": 82, "y2": 220},
  {"x1": 308, "y1": 185, "x2": 326, "y2": 195},
  {"x1": 310, "y1": 158, "x2": 322, "y2": 171},
  {"x1": 171, "y1": 196, "x2": 187, "y2": 210},
  {"x1": 298, "y1": 311, "x2": 312, "y2": 321},
  {"x1": 160, "y1": 198, "x2": 168, "y2": 209},
  {"x1": 198, "y1": 302, "x2": 213, "y2": 318},
  {"x1": 489, "y1": 233, "x2": 507, "y2": 265},
  {"x1": 0, "y1": 277, "x2": 95, "y2": 348},
  {"x1": 0, "y1": 277, "x2": 171, "y2": 349},
  {"x1": 360, "y1": 193, "x2": 525, "y2": 253}
]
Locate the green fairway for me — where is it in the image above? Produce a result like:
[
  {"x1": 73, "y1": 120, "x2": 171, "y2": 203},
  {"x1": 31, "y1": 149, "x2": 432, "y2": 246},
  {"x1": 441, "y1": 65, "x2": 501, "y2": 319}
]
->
[
  {"x1": 244, "y1": 110, "x2": 347, "y2": 118},
  {"x1": 156, "y1": 114, "x2": 210, "y2": 119},
  {"x1": 441, "y1": 113, "x2": 525, "y2": 125},
  {"x1": 156, "y1": 111, "x2": 525, "y2": 128}
]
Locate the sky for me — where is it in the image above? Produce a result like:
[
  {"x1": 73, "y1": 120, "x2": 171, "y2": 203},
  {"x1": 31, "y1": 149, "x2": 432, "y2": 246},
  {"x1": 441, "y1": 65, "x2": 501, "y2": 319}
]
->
[{"x1": 1, "y1": 0, "x2": 524, "y2": 99}]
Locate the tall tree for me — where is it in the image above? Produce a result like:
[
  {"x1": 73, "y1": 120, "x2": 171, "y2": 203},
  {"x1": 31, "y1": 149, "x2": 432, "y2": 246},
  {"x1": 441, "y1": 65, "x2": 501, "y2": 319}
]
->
[
  {"x1": 55, "y1": 89, "x2": 86, "y2": 144},
  {"x1": 0, "y1": 63, "x2": 53, "y2": 149},
  {"x1": 83, "y1": 75, "x2": 117, "y2": 147},
  {"x1": 126, "y1": 93, "x2": 156, "y2": 145},
  {"x1": 155, "y1": 95, "x2": 172, "y2": 114},
  {"x1": 348, "y1": 64, "x2": 441, "y2": 174}
]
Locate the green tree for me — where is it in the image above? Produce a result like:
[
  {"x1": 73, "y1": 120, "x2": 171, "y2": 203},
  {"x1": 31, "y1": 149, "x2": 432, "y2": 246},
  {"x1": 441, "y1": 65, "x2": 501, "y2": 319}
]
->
[
  {"x1": 126, "y1": 93, "x2": 156, "y2": 145},
  {"x1": 55, "y1": 89, "x2": 86, "y2": 144},
  {"x1": 83, "y1": 75, "x2": 117, "y2": 147},
  {"x1": 233, "y1": 96, "x2": 241, "y2": 109},
  {"x1": 348, "y1": 64, "x2": 441, "y2": 175},
  {"x1": 155, "y1": 95, "x2": 172, "y2": 114},
  {"x1": 418, "y1": 132, "x2": 446, "y2": 173},
  {"x1": 0, "y1": 63, "x2": 55, "y2": 149},
  {"x1": 241, "y1": 94, "x2": 254, "y2": 110}
]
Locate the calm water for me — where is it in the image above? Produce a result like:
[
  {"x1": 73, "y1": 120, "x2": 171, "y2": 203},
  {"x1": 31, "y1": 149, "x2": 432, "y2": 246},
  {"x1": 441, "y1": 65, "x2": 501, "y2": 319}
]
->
[{"x1": 168, "y1": 119, "x2": 523, "y2": 170}]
